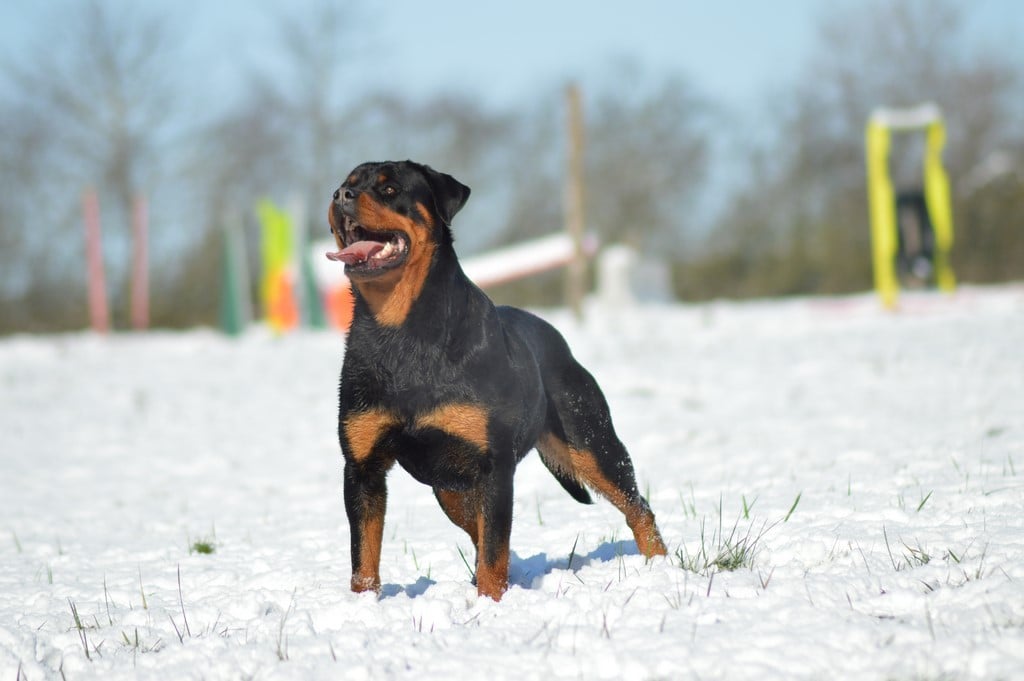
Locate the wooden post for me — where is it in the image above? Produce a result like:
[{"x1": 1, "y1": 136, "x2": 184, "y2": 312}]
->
[
  {"x1": 82, "y1": 188, "x2": 109, "y2": 334},
  {"x1": 130, "y1": 195, "x2": 149, "y2": 330},
  {"x1": 564, "y1": 83, "x2": 586, "y2": 321}
]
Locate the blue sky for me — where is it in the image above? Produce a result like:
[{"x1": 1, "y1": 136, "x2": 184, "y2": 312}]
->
[{"x1": 4, "y1": 0, "x2": 1021, "y2": 116}]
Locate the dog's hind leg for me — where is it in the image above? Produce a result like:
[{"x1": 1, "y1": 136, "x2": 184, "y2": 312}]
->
[
  {"x1": 538, "y1": 429, "x2": 667, "y2": 557},
  {"x1": 539, "y1": 363, "x2": 667, "y2": 558}
]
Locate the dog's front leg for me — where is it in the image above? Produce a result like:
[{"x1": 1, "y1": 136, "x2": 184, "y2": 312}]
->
[
  {"x1": 475, "y1": 462, "x2": 514, "y2": 601},
  {"x1": 343, "y1": 459, "x2": 390, "y2": 593}
]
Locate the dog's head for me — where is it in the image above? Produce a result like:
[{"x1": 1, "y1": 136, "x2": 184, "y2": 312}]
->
[{"x1": 327, "y1": 161, "x2": 470, "y2": 281}]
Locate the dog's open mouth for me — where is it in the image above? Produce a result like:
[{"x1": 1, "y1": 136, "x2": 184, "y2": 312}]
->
[{"x1": 327, "y1": 216, "x2": 409, "y2": 273}]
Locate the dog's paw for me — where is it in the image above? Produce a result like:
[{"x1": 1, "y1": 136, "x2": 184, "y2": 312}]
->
[{"x1": 350, "y1": 574, "x2": 381, "y2": 594}]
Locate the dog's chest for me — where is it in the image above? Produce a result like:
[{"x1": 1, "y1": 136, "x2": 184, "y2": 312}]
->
[{"x1": 342, "y1": 398, "x2": 493, "y2": 488}]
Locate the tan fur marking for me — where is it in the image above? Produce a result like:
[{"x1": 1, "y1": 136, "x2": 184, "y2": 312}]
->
[
  {"x1": 415, "y1": 202, "x2": 434, "y2": 226},
  {"x1": 351, "y1": 510, "x2": 385, "y2": 593},
  {"x1": 475, "y1": 512, "x2": 509, "y2": 601},
  {"x1": 344, "y1": 408, "x2": 400, "y2": 462},
  {"x1": 627, "y1": 511, "x2": 667, "y2": 557},
  {"x1": 567, "y1": 446, "x2": 630, "y2": 509},
  {"x1": 536, "y1": 432, "x2": 575, "y2": 477},
  {"x1": 435, "y1": 489, "x2": 479, "y2": 543},
  {"x1": 351, "y1": 194, "x2": 434, "y2": 327},
  {"x1": 417, "y1": 403, "x2": 489, "y2": 452}
]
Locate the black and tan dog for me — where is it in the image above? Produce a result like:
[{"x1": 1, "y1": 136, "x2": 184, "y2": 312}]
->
[{"x1": 327, "y1": 160, "x2": 666, "y2": 601}]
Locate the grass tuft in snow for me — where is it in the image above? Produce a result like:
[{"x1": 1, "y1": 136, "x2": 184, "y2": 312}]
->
[
  {"x1": 121, "y1": 627, "x2": 164, "y2": 658},
  {"x1": 189, "y1": 539, "x2": 216, "y2": 555},
  {"x1": 675, "y1": 514, "x2": 772, "y2": 577},
  {"x1": 188, "y1": 525, "x2": 217, "y2": 555},
  {"x1": 68, "y1": 599, "x2": 99, "y2": 661},
  {"x1": 944, "y1": 543, "x2": 991, "y2": 585},
  {"x1": 883, "y1": 526, "x2": 931, "y2": 571}
]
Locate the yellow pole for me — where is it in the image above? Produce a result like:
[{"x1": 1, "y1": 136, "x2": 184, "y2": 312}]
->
[
  {"x1": 923, "y1": 120, "x2": 956, "y2": 292},
  {"x1": 866, "y1": 121, "x2": 899, "y2": 309}
]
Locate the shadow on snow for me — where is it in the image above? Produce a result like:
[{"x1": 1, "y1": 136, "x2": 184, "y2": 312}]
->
[{"x1": 380, "y1": 539, "x2": 640, "y2": 599}]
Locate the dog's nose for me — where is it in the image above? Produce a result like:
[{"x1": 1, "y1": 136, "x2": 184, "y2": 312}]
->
[{"x1": 333, "y1": 188, "x2": 356, "y2": 204}]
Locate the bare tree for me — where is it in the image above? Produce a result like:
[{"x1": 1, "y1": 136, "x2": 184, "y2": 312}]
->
[
  {"x1": 339, "y1": 91, "x2": 522, "y2": 255},
  {"x1": 0, "y1": 0, "x2": 180, "y2": 330},
  {"x1": 586, "y1": 62, "x2": 712, "y2": 255},
  {"x1": 275, "y1": 1, "x2": 354, "y2": 227},
  {"x1": 0, "y1": 100, "x2": 88, "y2": 331}
]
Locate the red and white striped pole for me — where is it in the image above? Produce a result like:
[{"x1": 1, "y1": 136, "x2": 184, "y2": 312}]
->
[
  {"x1": 82, "y1": 188, "x2": 109, "y2": 334},
  {"x1": 131, "y1": 194, "x2": 149, "y2": 330}
]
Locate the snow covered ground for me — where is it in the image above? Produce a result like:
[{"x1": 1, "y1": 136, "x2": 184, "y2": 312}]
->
[{"x1": 2, "y1": 285, "x2": 1023, "y2": 680}]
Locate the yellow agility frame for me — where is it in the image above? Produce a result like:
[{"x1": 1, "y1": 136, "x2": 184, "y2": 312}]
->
[{"x1": 865, "y1": 103, "x2": 955, "y2": 309}]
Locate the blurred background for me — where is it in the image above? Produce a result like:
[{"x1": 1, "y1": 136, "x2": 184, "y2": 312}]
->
[{"x1": 1, "y1": 0, "x2": 1022, "y2": 333}]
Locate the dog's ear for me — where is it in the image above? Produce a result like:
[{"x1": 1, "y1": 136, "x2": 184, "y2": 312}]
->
[{"x1": 416, "y1": 163, "x2": 471, "y2": 225}]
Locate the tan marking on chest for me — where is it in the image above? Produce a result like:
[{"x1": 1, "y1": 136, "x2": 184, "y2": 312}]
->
[
  {"x1": 416, "y1": 403, "x2": 490, "y2": 452},
  {"x1": 343, "y1": 408, "x2": 401, "y2": 462}
]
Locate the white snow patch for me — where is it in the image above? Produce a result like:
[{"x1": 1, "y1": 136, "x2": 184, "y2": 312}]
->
[{"x1": 2, "y1": 286, "x2": 1024, "y2": 679}]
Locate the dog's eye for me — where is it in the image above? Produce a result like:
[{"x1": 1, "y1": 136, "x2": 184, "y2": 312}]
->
[{"x1": 381, "y1": 185, "x2": 399, "y2": 197}]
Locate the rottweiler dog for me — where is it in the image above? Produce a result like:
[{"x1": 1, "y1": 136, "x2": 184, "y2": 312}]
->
[{"x1": 327, "y1": 160, "x2": 667, "y2": 601}]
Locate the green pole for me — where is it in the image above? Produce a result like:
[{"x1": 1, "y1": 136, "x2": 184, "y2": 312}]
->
[{"x1": 302, "y1": 248, "x2": 326, "y2": 329}]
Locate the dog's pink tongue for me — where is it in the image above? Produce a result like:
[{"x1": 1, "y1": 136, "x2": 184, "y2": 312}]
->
[{"x1": 326, "y1": 241, "x2": 384, "y2": 264}]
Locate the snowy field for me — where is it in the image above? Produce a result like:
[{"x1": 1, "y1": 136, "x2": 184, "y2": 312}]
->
[{"x1": 2, "y1": 286, "x2": 1023, "y2": 680}]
